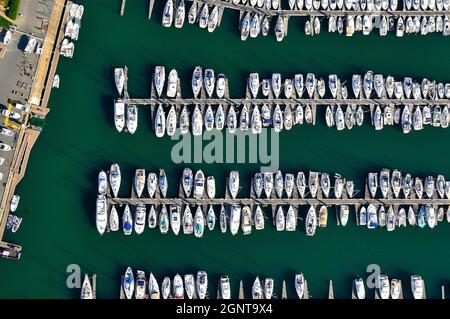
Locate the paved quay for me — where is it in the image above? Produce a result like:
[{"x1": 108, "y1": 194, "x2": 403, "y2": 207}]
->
[{"x1": 0, "y1": 0, "x2": 70, "y2": 258}]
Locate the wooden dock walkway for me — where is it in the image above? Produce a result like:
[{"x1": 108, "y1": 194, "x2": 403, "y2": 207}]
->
[
  {"x1": 123, "y1": 97, "x2": 450, "y2": 107},
  {"x1": 107, "y1": 196, "x2": 450, "y2": 207},
  {"x1": 187, "y1": 0, "x2": 450, "y2": 18}
]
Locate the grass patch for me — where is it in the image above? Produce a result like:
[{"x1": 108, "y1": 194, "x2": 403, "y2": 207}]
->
[
  {"x1": 0, "y1": 15, "x2": 11, "y2": 28},
  {"x1": 6, "y1": 0, "x2": 20, "y2": 20}
]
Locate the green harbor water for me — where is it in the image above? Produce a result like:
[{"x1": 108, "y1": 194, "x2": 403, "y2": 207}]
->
[{"x1": 1, "y1": 0, "x2": 450, "y2": 298}]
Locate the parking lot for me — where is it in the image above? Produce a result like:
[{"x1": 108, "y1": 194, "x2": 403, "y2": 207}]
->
[{"x1": 0, "y1": 0, "x2": 54, "y2": 200}]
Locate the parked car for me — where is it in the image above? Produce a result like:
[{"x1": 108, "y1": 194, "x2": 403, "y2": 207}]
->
[
  {"x1": 0, "y1": 143, "x2": 12, "y2": 151},
  {"x1": 15, "y1": 103, "x2": 30, "y2": 112},
  {"x1": 0, "y1": 127, "x2": 14, "y2": 137},
  {"x1": 0, "y1": 157, "x2": 5, "y2": 165},
  {"x1": 1, "y1": 110, "x2": 20, "y2": 119}
]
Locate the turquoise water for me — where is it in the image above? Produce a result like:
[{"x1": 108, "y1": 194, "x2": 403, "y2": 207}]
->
[{"x1": 0, "y1": 0, "x2": 450, "y2": 298}]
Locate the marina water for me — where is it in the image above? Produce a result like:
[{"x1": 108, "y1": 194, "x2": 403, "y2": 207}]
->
[{"x1": 1, "y1": 0, "x2": 450, "y2": 298}]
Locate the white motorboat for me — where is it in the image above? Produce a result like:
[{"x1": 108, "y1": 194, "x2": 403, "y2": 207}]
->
[
  {"x1": 206, "y1": 176, "x2": 216, "y2": 199},
  {"x1": 254, "y1": 205, "x2": 265, "y2": 230},
  {"x1": 354, "y1": 279, "x2": 365, "y2": 299},
  {"x1": 251, "y1": 105, "x2": 262, "y2": 134},
  {"x1": 134, "y1": 270, "x2": 147, "y2": 300},
  {"x1": 253, "y1": 172, "x2": 263, "y2": 198},
  {"x1": 123, "y1": 204, "x2": 133, "y2": 235},
  {"x1": 295, "y1": 273, "x2": 305, "y2": 299},
  {"x1": 192, "y1": 66, "x2": 203, "y2": 98},
  {"x1": 241, "y1": 11, "x2": 251, "y2": 41},
  {"x1": 173, "y1": 274, "x2": 184, "y2": 299},
  {"x1": 134, "y1": 204, "x2": 147, "y2": 235},
  {"x1": 161, "y1": 277, "x2": 171, "y2": 299},
  {"x1": 198, "y1": 3, "x2": 209, "y2": 29},
  {"x1": 285, "y1": 173, "x2": 295, "y2": 199},
  {"x1": 170, "y1": 204, "x2": 181, "y2": 235},
  {"x1": 241, "y1": 205, "x2": 252, "y2": 235},
  {"x1": 219, "y1": 205, "x2": 227, "y2": 233},
  {"x1": 182, "y1": 168, "x2": 193, "y2": 197},
  {"x1": 285, "y1": 205, "x2": 296, "y2": 231},
  {"x1": 239, "y1": 104, "x2": 249, "y2": 131},
  {"x1": 134, "y1": 169, "x2": 146, "y2": 198},
  {"x1": 183, "y1": 205, "x2": 193, "y2": 234},
  {"x1": 204, "y1": 104, "x2": 214, "y2": 131},
  {"x1": 196, "y1": 271, "x2": 208, "y2": 299},
  {"x1": 204, "y1": 69, "x2": 215, "y2": 98},
  {"x1": 193, "y1": 170, "x2": 205, "y2": 199},
  {"x1": 216, "y1": 104, "x2": 225, "y2": 130},
  {"x1": 174, "y1": 0, "x2": 186, "y2": 28},
  {"x1": 368, "y1": 172, "x2": 378, "y2": 198},
  {"x1": 159, "y1": 205, "x2": 170, "y2": 234},
  {"x1": 114, "y1": 68, "x2": 124, "y2": 95},
  {"x1": 146, "y1": 205, "x2": 156, "y2": 230},
  {"x1": 228, "y1": 171, "x2": 240, "y2": 199},
  {"x1": 162, "y1": 0, "x2": 174, "y2": 27},
  {"x1": 274, "y1": 170, "x2": 284, "y2": 199},
  {"x1": 194, "y1": 206, "x2": 205, "y2": 238},
  {"x1": 188, "y1": 1, "x2": 198, "y2": 24},
  {"x1": 109, "y1": 205, "x2": 119, "y2": 231},
  {"x1": 272, "y1": 104, "x2": 283, "y2": 132},
  {"x1": 271, "y1": 73, "x2": 281, "y2": 98},
  {"x1": 123, "y1": 267, "x2": 135, "y2": 299},
  {"x1": 391, "y1": 169, "x2": 402, "y2": 198},
  {"x1": 377, "y1": 275, "x2": 390, "y2": 299},
  {"x1": 367, "y1": 203, "x2": 378, "y2": 229},
  {"x1": 274, "y1": 15, "x2": 285, "y2": 42},
  {"x1": 192, "y1": 105, "x2": 203, "y2": 136},
  {"x1": 305, "y1": 205, "x2": 317, "y2": 236},
  {"x1": 96, "y1": 195, "x2": 107, "y2": 235},
  {"x1": 426, "y1": 205, "x2": 436, "y2": 229},
  {"x1": 386, "y1": 205, "x2": 395, "y2": 232},
  {"x1": 227, "y1": 105, "x2": 237, "y2": 133},
  {"x1": 339, "y1": 205, "x2": 349, "y2": 226},
  {"x1": 248, "y1": 73, "x2": 260, "y2": 98},
  {"x1": 184, "y1": 274, "x2": 195, "y2": 300},
  {"x1": 335, "y1": 105, "x2": 345, "y2": 131},
  {"x1": 154, "y1": 66, "x2": 165, "y2": 97},
  {"x1": 166, "y1": 69, "x2": 178, "y2": 98},
  {"x1": 296, "y1": 172, "x2": 306, "y2": 198},
  {"x1": 159, "y1": 169, "x2": 168, "y2": 198},
  {"x1": 206, "y1": 205, "x2": 216, "y2": 231},
  {"x1": 230, "y1": 204, "x2": 241, "y2": 235},
  {"x1": 81, "y1": 274, "x2": 93, "y2": 299},
  {"x1": 352, "y1": 74, "x2": 361, "y2": 98},
  {"x1": 98, "y1": 171, "x2": 108, "y2": 195},
  {"x1": 356, "y1": 105, "x2": 364, "y2": 126},
  {"x1": 275, "y1": 206, "x2": 285, "y2": 231},
  {"x1": 109, "y1": 163, "x2": 121, "y2": 198},
  {"x1": 359, "y1": 206, "x2": 367, "y2": 226},
  {"x1": 126, "y1": 104, "x2": 138, "y2": 134},
  {"x1": 250, "y1": 13, "x2": 261, "y2": 38},
  {"x1": 411, "y1": 275, "x2": 424, "y2": 299},
  {"x1": 252, "y1": 277, "x2": 263, "y2": 299},
  {"x1": 408, "y1": 206, "x2": 416, "y2": 226},
  {"x1": 219, "y1": 276, "x2": 231, "y2": 299},
  {"x1": 147, "y1": 172, "x2": 157, "y2": 198},
  {"x1": 154, "y1": 104, "x2": 166, "y2": 138},
  {"x1": 309, "y1": 171, "x2": 319, "y2": 198},
  {"x1": 114, "y1": 99, "x2": 125, "y2": 132},
  {"x1": 294, "y1": 74, "x2": 304, "y2": 98},
  {"x1": 216, "y1": 74, "x2": 226, "y2": 98},
  {"x1": 207, "y1": 5, "x2": 219, "y2": 32},
  {"x1": 264, "y1": 172, "x2": 274, "y2": 198},
  {"x1": 320, "y1": 173, "x2": 331, "y2": 198}
]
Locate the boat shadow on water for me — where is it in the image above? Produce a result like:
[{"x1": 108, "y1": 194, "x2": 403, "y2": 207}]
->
[{"x1": 101, "y1": 94, "x2": 118, "y2": 131}]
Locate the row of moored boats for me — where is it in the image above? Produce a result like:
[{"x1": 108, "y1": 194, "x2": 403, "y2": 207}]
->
[
  {"x1": 119, "y1": 267, "x2": 309, "y2": 299},
  {"x1": 326, "y1": 104, "x2": 450, "y2": 133}
]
